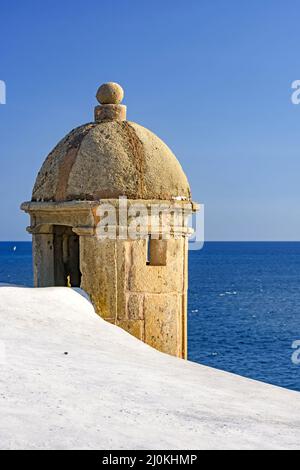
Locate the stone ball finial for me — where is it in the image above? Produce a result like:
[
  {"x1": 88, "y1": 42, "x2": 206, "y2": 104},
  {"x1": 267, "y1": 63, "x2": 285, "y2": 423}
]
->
[{"x1": 96, "y1": 82, "x2": 124, "y2": 105}]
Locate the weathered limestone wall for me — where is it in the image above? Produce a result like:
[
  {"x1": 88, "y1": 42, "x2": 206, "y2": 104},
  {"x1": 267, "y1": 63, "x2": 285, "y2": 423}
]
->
[
  {"x1": 79, "y1": 236, "x2": 188, "y2": 358},
  {"x1": 32, "y1": 231, "x2": 55, "y2": 287}
]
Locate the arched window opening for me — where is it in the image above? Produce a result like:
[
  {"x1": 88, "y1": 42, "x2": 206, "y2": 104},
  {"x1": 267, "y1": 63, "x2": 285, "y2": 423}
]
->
[{"x1": 53, "y1": 225, "x2": 81, "y2": 287}]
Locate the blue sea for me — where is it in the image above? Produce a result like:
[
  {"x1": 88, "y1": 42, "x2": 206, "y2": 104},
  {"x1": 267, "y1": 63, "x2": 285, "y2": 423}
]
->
[{"x1": 0, "y1": 241, "x2": 299, "y2": 392}]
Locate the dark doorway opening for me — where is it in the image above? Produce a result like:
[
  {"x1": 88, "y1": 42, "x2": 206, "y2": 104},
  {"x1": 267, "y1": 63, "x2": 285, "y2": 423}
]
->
[{"x1": 53, "y1": 225, "x2": 81, "y2": 287}]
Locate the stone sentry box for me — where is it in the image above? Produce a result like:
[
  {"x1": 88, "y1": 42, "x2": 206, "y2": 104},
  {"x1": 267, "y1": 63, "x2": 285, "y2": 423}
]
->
[{"x1": 21, "y1": 82, "x2": 198, "y2": 359}]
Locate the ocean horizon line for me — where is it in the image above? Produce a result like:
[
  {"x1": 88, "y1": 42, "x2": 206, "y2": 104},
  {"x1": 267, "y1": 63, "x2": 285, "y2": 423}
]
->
[{"x1": 1, "y1": 240, "x2": 300, "y2": 244}]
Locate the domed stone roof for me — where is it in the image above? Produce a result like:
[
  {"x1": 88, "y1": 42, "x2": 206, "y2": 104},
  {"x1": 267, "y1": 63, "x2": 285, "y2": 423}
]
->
[{"x1": 32, "y1": 83, "x2": 191, "y2": 202}]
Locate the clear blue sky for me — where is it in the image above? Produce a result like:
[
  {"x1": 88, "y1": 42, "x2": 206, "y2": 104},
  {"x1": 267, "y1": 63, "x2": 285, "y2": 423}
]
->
[{"x1": 0, "y1": 0, "x2": 300, "y2": 240}]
